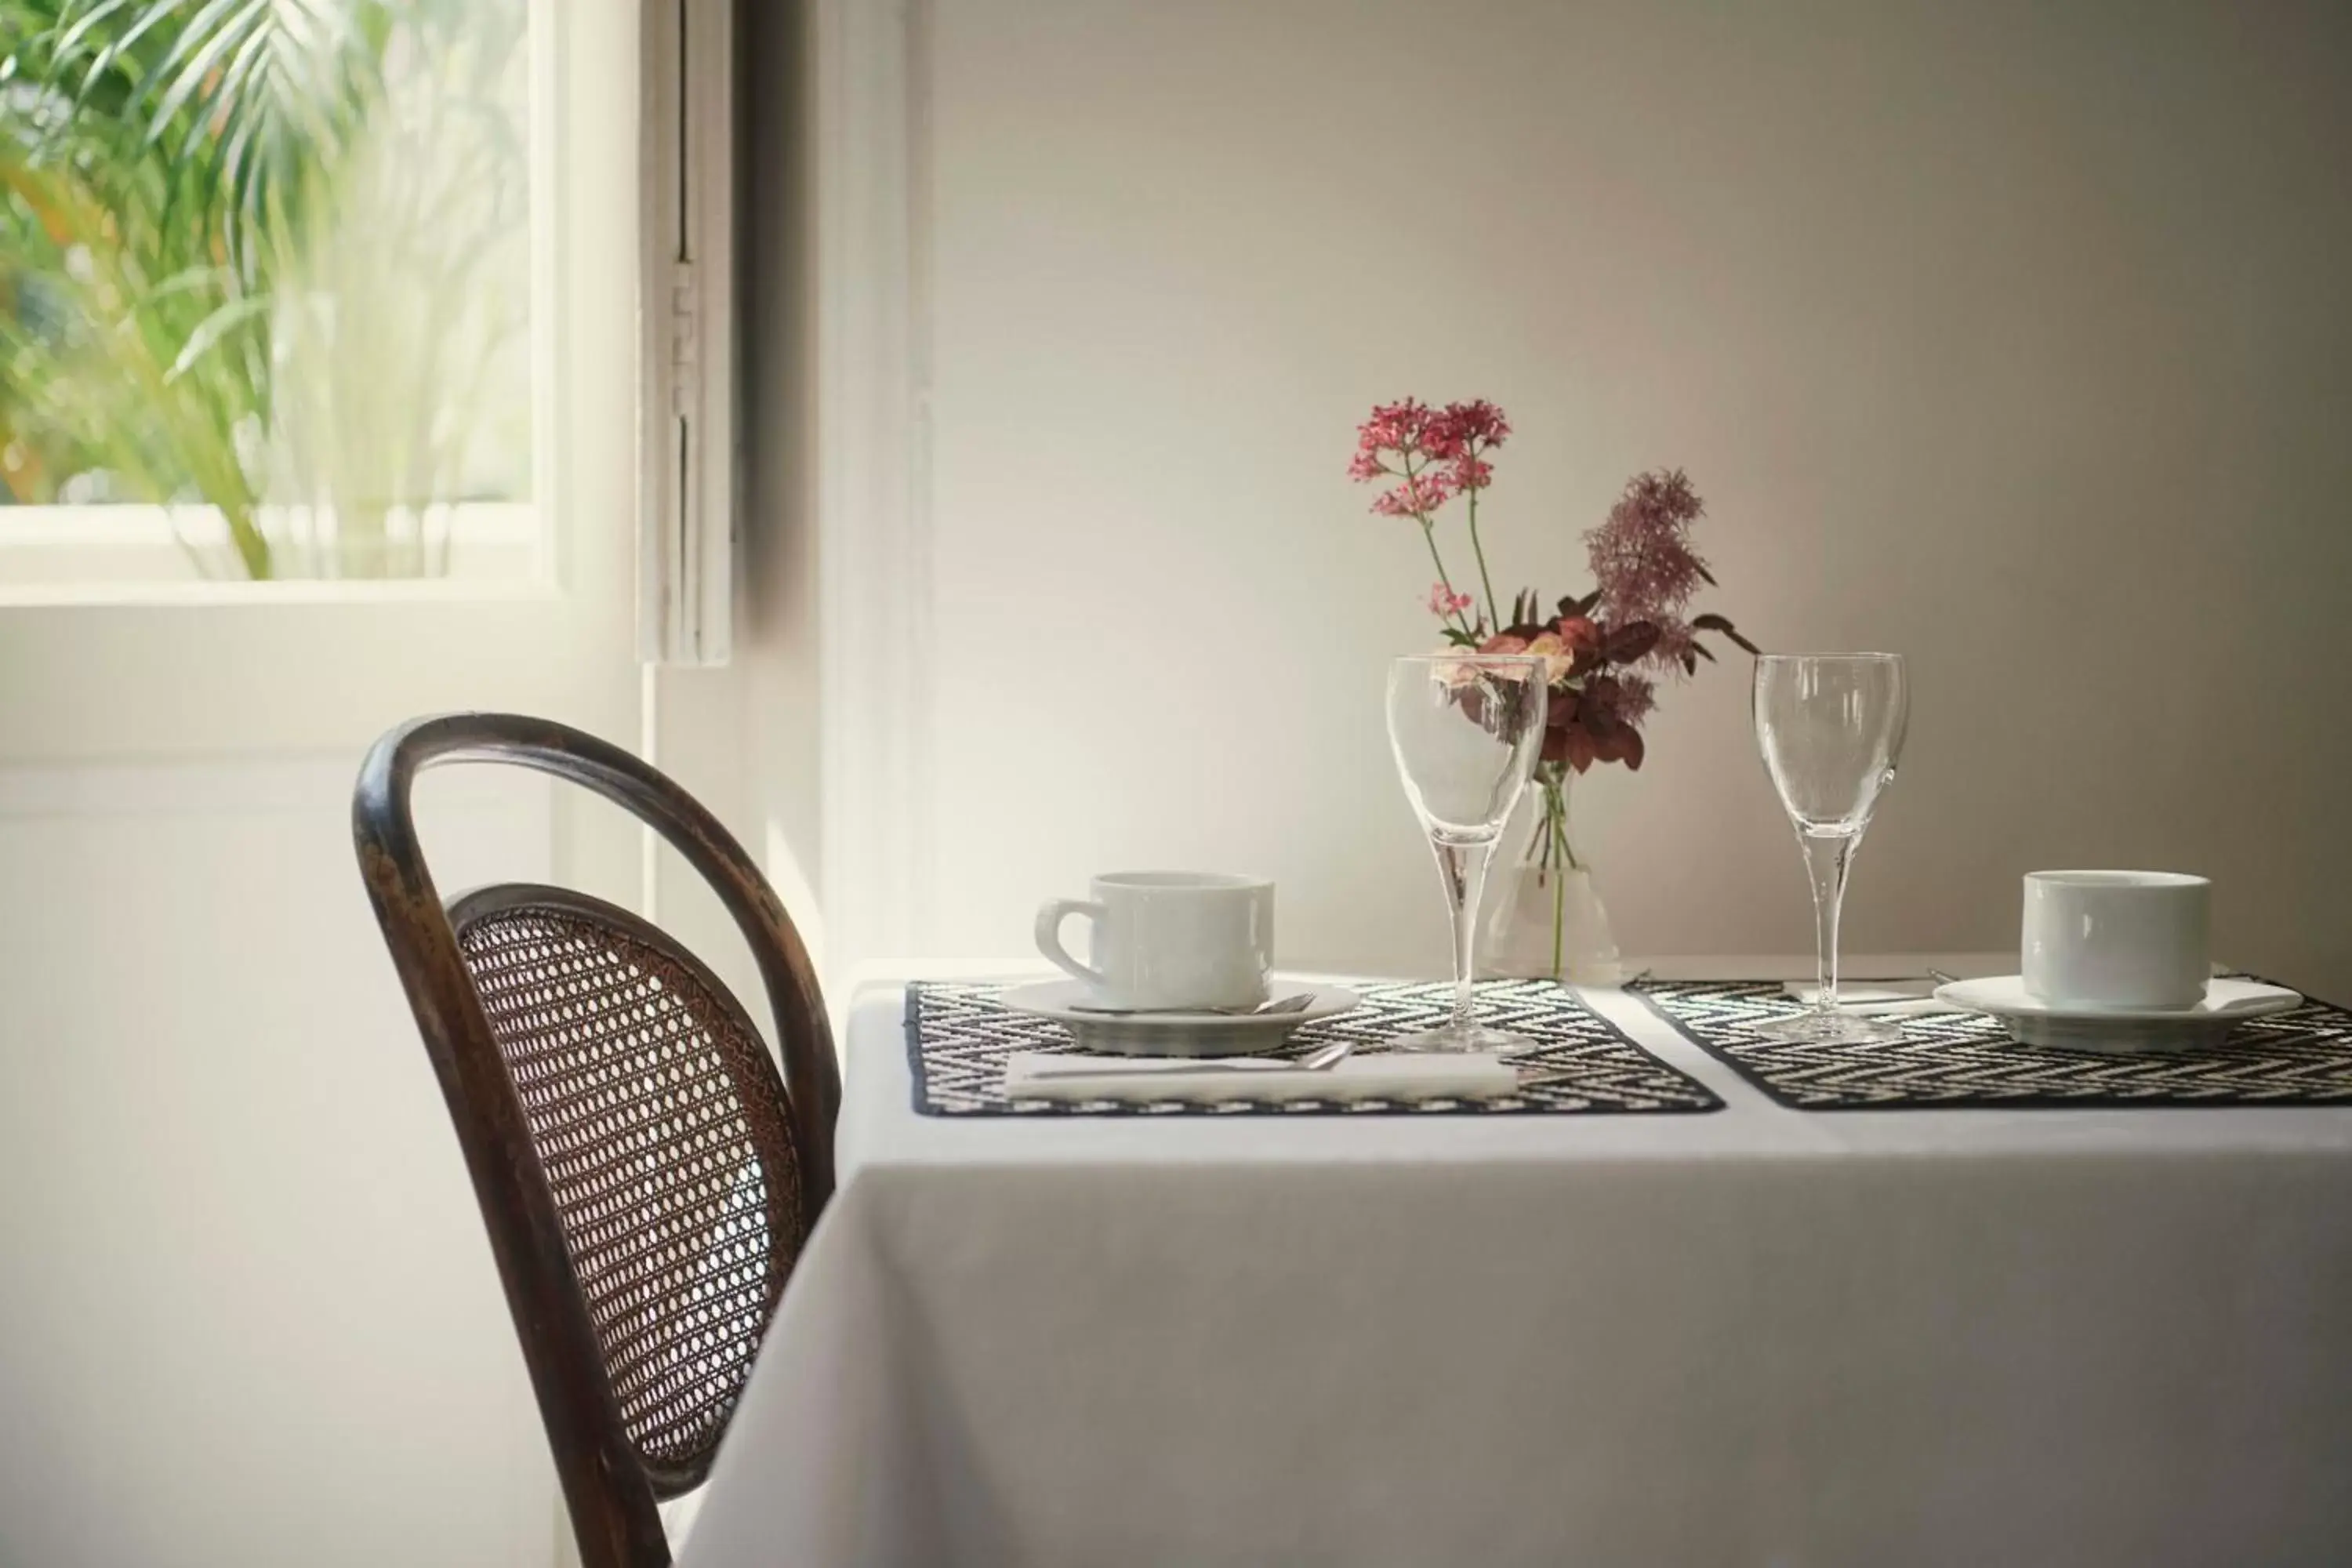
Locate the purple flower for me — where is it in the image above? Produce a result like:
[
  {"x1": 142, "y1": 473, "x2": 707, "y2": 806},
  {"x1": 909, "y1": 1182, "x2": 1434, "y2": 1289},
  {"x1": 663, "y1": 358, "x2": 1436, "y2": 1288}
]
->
[
  {"x1": 1613, "y1": 671, "x2": 1658, "y2": 724},
  {"x1": 1586, "y1": 468, "x2": 1711, "y2": 629}
]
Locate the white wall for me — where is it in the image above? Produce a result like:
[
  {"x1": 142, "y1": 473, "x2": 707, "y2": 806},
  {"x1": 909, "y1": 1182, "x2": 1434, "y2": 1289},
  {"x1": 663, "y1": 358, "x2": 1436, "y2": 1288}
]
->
[
  {"x1": 876, "y1": 0, "x2": 2352, "y2": 996},
  {"x1": 0, "y1": 761, "x2": 563, "y2": 1566}
]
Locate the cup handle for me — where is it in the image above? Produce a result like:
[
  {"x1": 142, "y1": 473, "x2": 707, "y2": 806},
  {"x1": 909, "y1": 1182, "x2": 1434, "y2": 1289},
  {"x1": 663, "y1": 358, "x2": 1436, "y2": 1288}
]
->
[{"x1": 1035, "y1": 898, "x2": 1109, "y2": 989}]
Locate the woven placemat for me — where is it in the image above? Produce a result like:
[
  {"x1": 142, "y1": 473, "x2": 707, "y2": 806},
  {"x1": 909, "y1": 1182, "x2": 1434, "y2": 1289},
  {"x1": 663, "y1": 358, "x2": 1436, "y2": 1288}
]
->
[
  {"x1": 908, "y1": 979, "x2": 1722, "y2": 1117},
  {"x1": 1631, "y1": 978, "x2": 2352, "y2": 1110}
]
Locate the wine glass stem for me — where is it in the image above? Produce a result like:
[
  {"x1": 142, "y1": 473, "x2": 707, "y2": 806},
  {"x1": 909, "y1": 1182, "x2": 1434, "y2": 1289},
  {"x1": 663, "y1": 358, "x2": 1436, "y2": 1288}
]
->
[
  {"x1": 1430, "y1": 836, "x2": 1495, "y2": 1030},
  {"x1": 1800, "y1": 831, "x2": 1853, "y2": 1014}
]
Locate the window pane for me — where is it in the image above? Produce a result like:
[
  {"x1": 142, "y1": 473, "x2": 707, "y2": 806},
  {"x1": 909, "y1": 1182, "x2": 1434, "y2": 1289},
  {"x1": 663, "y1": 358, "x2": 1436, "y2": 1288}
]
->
[{"x1": 0, "y1": 0, "x2": 535, "y2": 582}]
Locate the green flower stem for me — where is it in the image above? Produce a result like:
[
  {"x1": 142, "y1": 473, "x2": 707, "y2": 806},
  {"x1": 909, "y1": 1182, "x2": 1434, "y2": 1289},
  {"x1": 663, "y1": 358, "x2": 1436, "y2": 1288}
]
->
[
  {"x1": 1545, "y1": 771, "x2": 1578, "y2": 982},
  {"x1": 1401, "y1": 450, "x2": 1472, "y2": 635},
  {"x1": 1556, "y1": 776, "x2": 1582, "y2": 872},
  {"x1": 1418, "y1": 521, "x2": 1468, "y2": 633},
  {"x1": 1465, "y1": 477, "x2": 1500, "y2": 630},
  {"x1": 1552, "y1": 840, "x2": 1567, "y2": 979},
  {"x1": 1518, "y1": 769, "x2": 1576, "y2": 982}
]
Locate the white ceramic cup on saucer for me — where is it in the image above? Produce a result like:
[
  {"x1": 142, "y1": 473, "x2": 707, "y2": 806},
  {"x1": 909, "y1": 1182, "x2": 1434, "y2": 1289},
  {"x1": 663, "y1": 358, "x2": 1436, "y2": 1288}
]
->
[
  {"x1": 2022, "y1": 870, "x2": 2211, "y2": 1011},
  {"x1": 1035, "y1": 871, "x2": 1274, "y2": 1011}
]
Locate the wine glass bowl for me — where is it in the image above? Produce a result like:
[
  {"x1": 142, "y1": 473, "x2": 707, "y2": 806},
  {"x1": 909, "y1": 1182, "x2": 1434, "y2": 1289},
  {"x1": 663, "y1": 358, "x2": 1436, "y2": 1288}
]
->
[
  {"x1": 1752, "y1": 653, "x2": 1911, "y2": 1044},
  {"x1": 1385, "y1": 655, "x2": 1549, "y2": 1053}
]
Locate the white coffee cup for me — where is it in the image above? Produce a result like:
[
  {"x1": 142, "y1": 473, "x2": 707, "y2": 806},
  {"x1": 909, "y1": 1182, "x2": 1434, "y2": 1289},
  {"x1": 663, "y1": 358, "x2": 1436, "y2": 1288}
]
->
[
  {"x1": 2021, "y1": 870, "x2": 2211, "y2": 1011},
  {"x1": 1035, "y1": 871, "x2": 1274, "y2": 1011}
]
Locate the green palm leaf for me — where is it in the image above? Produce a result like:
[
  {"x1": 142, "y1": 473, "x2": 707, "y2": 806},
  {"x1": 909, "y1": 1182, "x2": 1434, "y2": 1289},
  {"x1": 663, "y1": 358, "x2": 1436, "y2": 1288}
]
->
[
  {"x1": 3, "y1": 0, "x2": 529, "y2": 577},
  {"x1": 132, "y1": 0, "x2": 385, "y2": 282}
]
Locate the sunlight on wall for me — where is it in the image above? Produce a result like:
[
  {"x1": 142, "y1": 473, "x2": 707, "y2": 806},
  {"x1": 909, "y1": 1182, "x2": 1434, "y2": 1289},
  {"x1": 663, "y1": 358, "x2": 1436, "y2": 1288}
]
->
[{"x1": 764, "y1": 816, "x2": 828, "y2": 982}]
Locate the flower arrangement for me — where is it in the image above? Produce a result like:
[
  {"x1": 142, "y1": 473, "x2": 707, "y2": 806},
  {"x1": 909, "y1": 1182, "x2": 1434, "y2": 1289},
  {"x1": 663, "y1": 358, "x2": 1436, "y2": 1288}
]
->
[{"x1": 1349, "y1": 397, "x2": 1759, "y2": 975}]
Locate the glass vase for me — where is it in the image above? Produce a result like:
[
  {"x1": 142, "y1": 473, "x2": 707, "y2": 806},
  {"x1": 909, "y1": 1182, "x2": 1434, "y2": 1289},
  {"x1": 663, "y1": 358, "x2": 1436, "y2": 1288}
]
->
[{"x1": 1480, "y1": 765, "x2": 1624, "y2": 985}]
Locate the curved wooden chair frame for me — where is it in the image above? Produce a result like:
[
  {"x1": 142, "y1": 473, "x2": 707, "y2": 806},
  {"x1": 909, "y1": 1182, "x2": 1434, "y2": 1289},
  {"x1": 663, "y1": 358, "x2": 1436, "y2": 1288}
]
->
[{"x1": 353, "y1": 713, "x2": 837, "y2": 1568}]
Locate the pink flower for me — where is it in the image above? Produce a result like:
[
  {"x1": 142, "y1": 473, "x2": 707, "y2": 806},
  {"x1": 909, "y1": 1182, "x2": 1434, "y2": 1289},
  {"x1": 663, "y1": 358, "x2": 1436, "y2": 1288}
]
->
[
  {"x1": 1477, "y1": 633, "x2": 1530, "y2": 656},
  {"x1": 1370, "y1": 470, "x2": 1458, "y2": 517},
  {"x1": 1586, "y1": 468, "x2": 1711, "y2": 627},
  {"x1": 1423, "y1": 399, "x2": 1512, "y2": 459},
  {"x1": 1352, "y1": 397, "x2": 1507, "y2": 515},
  {"x1": 1351, "y1": 399, "x2": 1436, "y2": 470},
  {"x1": 1426, "y1": 583, "x2": 1475, "y2": 619}
]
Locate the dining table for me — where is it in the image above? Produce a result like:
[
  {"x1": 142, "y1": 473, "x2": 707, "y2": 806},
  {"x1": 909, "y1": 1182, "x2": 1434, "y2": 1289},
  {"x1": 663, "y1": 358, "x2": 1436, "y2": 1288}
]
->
[{"x1": 678, "y1": 955, "x2": 2352, "y2": 1568}]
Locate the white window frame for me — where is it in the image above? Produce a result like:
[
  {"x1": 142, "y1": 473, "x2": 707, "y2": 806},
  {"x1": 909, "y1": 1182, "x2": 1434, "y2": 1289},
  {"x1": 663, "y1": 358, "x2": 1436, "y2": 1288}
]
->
[
  {"x1": 0, "y1": 504, "x2": 546, "y2": 601},
  {"x1": 637, "y1": 0, "x2": 737, "y2": 666},
  {"x1": 0, "y1": 0, "x2": 644, "y2": 767}
]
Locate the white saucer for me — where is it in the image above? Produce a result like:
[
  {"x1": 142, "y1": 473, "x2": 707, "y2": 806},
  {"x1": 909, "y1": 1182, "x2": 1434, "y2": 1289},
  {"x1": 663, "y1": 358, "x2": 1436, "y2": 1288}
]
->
[
  {"x1": 1932, "y1": 976, "x2": 2303, "y2": 1054},
  {"x1": 997, "y1": 979, "x2": 1361, "y2": 1058}
]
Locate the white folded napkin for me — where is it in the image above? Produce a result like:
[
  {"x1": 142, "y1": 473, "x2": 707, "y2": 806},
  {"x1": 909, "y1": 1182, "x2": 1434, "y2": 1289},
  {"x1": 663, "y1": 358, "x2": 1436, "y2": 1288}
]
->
[{"x1": 1003, "y1": 1051, "x2": 1519, "y2": 1105}]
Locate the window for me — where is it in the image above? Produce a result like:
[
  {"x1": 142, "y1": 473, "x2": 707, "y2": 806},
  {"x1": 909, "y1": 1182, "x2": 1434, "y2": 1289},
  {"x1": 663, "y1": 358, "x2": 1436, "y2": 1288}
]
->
[{"x1": 0, "y1": 0, "x2": 539, "y2": 584}]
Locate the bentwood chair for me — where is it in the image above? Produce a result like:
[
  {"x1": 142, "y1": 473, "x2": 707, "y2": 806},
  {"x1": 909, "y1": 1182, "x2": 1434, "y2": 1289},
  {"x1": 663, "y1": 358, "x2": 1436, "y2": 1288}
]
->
[{"x1": 353, "y1": 713, "x2": 839, "y2": 1568}]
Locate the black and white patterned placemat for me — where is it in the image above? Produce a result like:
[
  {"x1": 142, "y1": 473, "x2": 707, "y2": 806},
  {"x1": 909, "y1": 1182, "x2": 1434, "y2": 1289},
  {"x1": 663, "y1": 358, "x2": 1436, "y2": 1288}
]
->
[
  {"x1": 907, "y1": 979, "x2": 1722, "y2": 1117},
  {"x1": 1631, "y1": 978, "x2": 2352, "y2": 1110}
]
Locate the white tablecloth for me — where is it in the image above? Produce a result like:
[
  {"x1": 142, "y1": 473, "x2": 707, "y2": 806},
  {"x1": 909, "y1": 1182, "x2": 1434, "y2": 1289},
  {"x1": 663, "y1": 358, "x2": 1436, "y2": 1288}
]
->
[{"x1": 682, "y1": 963, "x2": 2352, "y2": 1567}]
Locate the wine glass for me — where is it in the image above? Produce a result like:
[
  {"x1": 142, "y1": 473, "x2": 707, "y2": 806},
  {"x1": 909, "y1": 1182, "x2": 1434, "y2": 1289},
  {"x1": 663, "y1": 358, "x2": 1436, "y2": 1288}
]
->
[
  {"x1": 1385, "y1": 654, "x2": 1550, "y2": 1052},
  {"x1": 1751, "y1": 653, "x2": 1911, "y2": 1043}
]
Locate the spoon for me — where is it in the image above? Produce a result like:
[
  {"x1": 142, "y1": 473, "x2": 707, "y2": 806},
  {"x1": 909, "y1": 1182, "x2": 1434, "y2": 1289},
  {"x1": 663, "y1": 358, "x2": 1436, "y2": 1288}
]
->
[{"x1": 1068, "y1": 992, "x2": 1316, "y2": 1018}]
